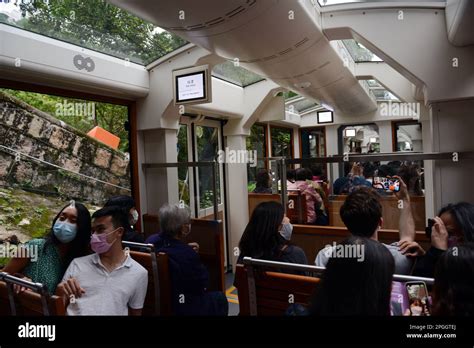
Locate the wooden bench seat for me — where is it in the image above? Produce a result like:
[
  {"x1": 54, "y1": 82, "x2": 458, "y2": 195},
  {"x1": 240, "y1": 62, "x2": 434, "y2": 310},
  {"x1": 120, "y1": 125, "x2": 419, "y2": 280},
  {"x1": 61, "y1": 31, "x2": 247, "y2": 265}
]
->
[
  {"x1": 0, "y1": 274, "x2": 65, "y2": 316},
  {"x1": 235, "y1": 264, "x2": 320, "y2": 316}
]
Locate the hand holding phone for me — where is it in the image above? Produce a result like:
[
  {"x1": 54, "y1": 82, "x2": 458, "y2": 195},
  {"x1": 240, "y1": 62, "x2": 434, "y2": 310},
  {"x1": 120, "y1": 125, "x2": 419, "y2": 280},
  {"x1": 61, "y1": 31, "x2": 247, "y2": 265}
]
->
[
  {"x1": 372, "y1": 177, "x2": 400, "y2": 193},
  {"x1": 406, "y1": 281, "x2": 431, "y2": 316}
]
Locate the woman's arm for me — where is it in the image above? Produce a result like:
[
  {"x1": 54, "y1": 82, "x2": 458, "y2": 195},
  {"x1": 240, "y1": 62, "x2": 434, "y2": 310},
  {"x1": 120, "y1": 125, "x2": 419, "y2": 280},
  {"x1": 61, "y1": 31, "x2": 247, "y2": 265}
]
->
[{"x1": 3, "y1": 257, "x2": 30, "y2": 275}]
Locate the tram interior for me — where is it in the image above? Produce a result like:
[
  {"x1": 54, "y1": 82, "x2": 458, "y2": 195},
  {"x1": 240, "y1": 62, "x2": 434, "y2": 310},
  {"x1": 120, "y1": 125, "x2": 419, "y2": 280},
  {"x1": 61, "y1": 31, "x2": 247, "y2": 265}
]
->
[{"x1": 0, "y1": 0, "x2": 473, "y2": 318}]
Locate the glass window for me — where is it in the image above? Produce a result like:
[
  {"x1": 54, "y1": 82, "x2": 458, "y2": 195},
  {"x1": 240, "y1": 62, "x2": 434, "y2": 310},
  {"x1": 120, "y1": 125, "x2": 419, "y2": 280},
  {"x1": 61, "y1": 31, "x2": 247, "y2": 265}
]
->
[
  {"x1": 271, "y1": 127, "x2": 293, "y2": 158},
  {"x1": 395, "y1": 122, "x2": 423, "y2": 152},
  {"x1": 177, "y1": 124, "x2": 190, "y2": 205},
  {"x1": 246, "y1": 124, "x2": 267, "y2": 192},
  {"x1": 196, "y1": 125, "x2": 220, "y2": 209},
  {"x1": 0, "y1": 0, "x2": 187, "y2": 65},
  {"x1": 0, "y1": 88, "x2": 131, "y2": 243},
  {"x1": 212, "y1": 61, "x2": 265, "y2": 87},
  {"x1": 372, "y1": 89, "x2": 399, "y2": 101},
  {"x1": 342, "y1": 39, "x2": 382, "y2": 62},
  {"x1": 301, "y1": 128, "x2": 326, "y2": 158},
  {"x1": 341, "y1": 124, "x2": 380, "y2": 154}
]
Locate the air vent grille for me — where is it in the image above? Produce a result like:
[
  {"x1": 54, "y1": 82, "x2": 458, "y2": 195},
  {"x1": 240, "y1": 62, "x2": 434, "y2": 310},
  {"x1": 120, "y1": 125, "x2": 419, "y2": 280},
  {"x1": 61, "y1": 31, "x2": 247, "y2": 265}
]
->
[
  {"x1": 240, "y1": 37, "x2": 310, "y2": 64},
  {"x1": 165, "y1": 0, "x2": 257, "y2": 31}
]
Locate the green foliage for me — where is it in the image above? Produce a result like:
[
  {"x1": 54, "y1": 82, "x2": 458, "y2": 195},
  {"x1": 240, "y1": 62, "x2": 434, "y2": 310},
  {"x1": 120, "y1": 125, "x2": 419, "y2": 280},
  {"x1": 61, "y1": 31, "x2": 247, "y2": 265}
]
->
[
  {"x1": 7, "y1": 0, "x2": 187, "y2": 65},
  {"x1": 247, "y1": 182, "x2": 256, "y2": 193},
  {"x1": 1, "y1": 88, "x2": 129, "y2": 152},
  {"x1": 0, "y1": 188, "x2": 52, "y2": 239},
  {"x1": 271, "y1": 127, "x2": 292, "y2": 157}
]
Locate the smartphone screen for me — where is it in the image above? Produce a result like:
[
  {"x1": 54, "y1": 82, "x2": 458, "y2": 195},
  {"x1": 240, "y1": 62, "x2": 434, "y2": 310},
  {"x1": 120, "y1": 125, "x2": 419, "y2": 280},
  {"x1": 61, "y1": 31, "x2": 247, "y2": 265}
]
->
[
  {"x1": 406, "y1": 282, "x2": 431, "y2": 316},
  {"x1": 372, "y1": 177, "x2": 400, "y2": 193}
]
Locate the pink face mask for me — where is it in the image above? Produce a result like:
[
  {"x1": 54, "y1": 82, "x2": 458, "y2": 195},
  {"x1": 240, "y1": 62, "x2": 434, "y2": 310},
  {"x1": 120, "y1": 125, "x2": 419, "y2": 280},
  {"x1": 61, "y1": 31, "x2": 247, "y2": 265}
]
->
[
  {"x1": 90, "y1": 228, "x2": 119, "y2": 254},
  {"x1": 447, "y1": 236, "x2": 459, "y2": 249}
]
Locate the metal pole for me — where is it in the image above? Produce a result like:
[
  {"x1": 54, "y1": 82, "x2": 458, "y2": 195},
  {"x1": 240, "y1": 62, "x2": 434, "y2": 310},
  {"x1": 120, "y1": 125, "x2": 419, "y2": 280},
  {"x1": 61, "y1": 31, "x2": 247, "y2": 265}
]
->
[
  {"x1": 281, "y1": 158, "x2": 288, "y2": 213},
  {"x1": 212, "y1": 161, "x2": 218, "y2": 220}
]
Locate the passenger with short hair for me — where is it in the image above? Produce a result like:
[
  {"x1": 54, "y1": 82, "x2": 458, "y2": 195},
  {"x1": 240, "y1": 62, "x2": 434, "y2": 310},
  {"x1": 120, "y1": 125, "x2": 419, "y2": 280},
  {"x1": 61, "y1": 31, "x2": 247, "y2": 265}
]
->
[
  {"x1": 252, "y1": 169, "x2": 272, "y2": 194},
  {"x1": 310, "y1": 237, "x2": 395, "y2": 316},
  {"x1": 432, "y1": 243, "x2": 474, "y2": 316},
  {"x1": 315, "y1": 185, "x2": 416, "y2": 274},
  {"x1": 56, "y1": 206, "x2": 148, "y2": 315},
  {"x1": 3, "y1": 202, "x2": 91, "y2": 294},
  {"x1": 151, "y1": 203, "x2": 228, "y2": 316},
  {"x1": 104, "y1": 195, "x2": 144, "y2": 243},
  {"x1": 237, "y1": 201, "x2": 307, "y2": 269}
]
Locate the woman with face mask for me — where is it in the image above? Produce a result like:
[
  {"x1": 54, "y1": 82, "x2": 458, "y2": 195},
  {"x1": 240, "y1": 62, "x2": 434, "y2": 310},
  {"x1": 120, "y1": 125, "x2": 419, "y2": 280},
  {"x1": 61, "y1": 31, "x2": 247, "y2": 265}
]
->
[
  {"x1": 237, "y1": 201, "x2": 307, "y2": 273},
  {"x1": 412, "y1": 202, "x2": 474, "y2": 278},
  {"x1": 3, "y1": 202, "x2": 91, "y2": 294}
]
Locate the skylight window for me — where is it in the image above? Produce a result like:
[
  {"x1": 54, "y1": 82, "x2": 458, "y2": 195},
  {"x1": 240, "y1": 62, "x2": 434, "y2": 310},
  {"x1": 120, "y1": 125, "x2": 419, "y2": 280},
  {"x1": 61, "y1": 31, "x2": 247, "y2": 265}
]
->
[
  {"x1": 0, "y1": 0, "x2": 188, "y2": 65},
  {"x1": 212, "y1": 61, "x2": 265, "y2": 87}
]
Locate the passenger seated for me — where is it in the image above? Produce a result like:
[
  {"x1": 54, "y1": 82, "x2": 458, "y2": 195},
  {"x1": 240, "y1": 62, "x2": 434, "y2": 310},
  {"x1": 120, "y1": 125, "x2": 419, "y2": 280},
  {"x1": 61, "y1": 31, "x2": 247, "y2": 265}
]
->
[
  {"x1": 104, "y1": 195, "x2": 145, "y2": 243},
  {"x1": 3, "y1": 202, "x2": 91, "y2": 294},
  {"x1": 288, "y1": 168, "x2": 323, "y2": 224},
  {"x1": 412, "y1": 202, "x2": 474, "y2": 278},
  {"x1": 287, "y1": 169, "x2": 296, "y2": 186},
  {"x1": 310, "y1": 237, "x2": 394, "y2": 316},
  {"x1": 432, "y1": 243, "x2": 474, "y2": 316},
  {"x1": 315, "y1": 186, "x2": 416, "y2": 274},
  {"x1": 237, "y1": 201, "x2": 307, "y2": 270},
  {"x1": 333, "y1": 162, "x2": 371, "y2": 195},
  {"x1": 151, "y1": 203, "x2": 228, "y2": 316},
  {"x1": 252, "y1": 169, "x2": 272, "y2": 194},
  {"x1": 56, "y1": 206, "x2": 148, "y2": 315}
]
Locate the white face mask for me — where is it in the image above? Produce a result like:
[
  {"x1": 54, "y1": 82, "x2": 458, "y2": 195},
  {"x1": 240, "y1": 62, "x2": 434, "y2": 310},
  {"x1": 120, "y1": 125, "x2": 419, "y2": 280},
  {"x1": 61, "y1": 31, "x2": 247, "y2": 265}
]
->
[
  {"x1": 279, "y1": 223, "x2": 293, "y2": 241},
  {"x1": 130, "y1": 209, "x2": 139, "y2": 225}
]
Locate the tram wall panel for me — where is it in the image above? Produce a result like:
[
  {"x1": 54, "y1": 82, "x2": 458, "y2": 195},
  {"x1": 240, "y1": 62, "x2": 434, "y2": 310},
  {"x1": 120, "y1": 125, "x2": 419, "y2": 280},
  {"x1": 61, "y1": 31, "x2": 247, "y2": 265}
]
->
[{"x1": 0, "y1": 94, "x2": 131, "y2": 205}]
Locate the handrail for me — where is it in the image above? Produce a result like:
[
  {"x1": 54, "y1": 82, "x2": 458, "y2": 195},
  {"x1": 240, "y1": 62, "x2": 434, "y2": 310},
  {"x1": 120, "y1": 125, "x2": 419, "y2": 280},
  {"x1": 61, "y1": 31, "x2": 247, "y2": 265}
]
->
[
  {"x1": 142, "y1": 161, "x2": 219, "y2": 220},
  {"x1": 242, "y1": 256, "x2": 435, "y2": 285},
  {"x1": 0, "y1": 272, "x2": 50, "y2": 315},
  {"x1": 121, "y1": 241, "x2": 161, "y2": 315}
]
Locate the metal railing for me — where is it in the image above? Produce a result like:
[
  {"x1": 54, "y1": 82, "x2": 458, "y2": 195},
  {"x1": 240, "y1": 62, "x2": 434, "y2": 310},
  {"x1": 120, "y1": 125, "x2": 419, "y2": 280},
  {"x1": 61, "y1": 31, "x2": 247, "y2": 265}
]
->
[
  {"x1": 0, "y1": 272, "x2": 51, "y2": 315},
  {"x1": 142, "y1": 161, "x2": 219, "y2": 220}
]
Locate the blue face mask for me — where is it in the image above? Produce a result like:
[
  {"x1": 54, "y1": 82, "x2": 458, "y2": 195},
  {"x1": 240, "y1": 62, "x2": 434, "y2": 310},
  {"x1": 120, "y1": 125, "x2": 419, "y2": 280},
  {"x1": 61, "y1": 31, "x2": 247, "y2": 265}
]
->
[
  {"x1": 279, "y1": 223, "x2": 293, "y2": 241},
  {"x1": 53, "y1": 221, "x2": 77, "y2": 243}
]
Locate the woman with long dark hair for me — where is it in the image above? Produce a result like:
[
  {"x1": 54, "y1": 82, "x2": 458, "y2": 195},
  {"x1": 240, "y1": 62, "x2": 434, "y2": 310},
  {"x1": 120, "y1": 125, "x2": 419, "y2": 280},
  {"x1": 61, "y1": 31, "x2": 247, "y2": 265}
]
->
[
  {"x1": 3, "y1": 202, "x2": 91, "y2": 293},
  {"x1": 310, "y1": 237, "x2": 395, "y2": 316},
  {"x1": 413, "y1": 202, "x2": 474, "y2": 277},
  {"x1": 237, "y1": 201, "x2": 307, "y2": 266},
  {"x1": 432, "y1": 243, "x2": 474, "y2": 316}
]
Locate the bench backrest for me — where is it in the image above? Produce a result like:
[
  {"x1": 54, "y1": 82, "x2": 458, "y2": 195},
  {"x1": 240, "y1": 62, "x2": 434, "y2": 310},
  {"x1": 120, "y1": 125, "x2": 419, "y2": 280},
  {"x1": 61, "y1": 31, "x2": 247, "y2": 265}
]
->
[
  {"x1": 248, "y1": 192, "x2": 308, "y2": 224},
  {"x1": 0, "y1": 280, "x2": 65, "y2": 316},
  {"x1": 128, "y1": 250, "x2": 172, "y2": 316},
  {"x1": 327, "y1": 194, "x2": 426, "y2": 231},
  {"x1": 183, "y1": 219, "x2": 225, "y2": 292},
  {"x1": 142, "y1": 214, "x2": 226, "y2": 293},
  {"x1": 290, "y1": 224, "x2": 431, "y2": 262},
  {"x1": 235, "y1": 264, "x2": 320, "y2": 316}
]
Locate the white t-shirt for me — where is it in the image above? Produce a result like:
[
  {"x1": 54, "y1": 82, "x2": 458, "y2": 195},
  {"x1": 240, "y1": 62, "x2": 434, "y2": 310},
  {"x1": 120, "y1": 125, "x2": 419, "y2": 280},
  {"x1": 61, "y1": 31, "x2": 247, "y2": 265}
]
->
[
  {"x1": 62, "y1": 253, "x2": 148, "y2": 315},
  {"x1": 314, "y1": 242, "x2": 413, "y2": 275}
]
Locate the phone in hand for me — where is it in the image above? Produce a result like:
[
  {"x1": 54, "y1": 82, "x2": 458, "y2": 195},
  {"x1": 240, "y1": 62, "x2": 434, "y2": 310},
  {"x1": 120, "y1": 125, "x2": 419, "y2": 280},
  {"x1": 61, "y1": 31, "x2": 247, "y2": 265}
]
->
[
  {"x1": 406, "y1": 281, "x2": 431, "y2": 316},
  {"x1": 425, "y1": 218, "x2": 435, "y2": 238},
  {"x1": 372, "y1": 177, "x2": 400, "y2": 193}
]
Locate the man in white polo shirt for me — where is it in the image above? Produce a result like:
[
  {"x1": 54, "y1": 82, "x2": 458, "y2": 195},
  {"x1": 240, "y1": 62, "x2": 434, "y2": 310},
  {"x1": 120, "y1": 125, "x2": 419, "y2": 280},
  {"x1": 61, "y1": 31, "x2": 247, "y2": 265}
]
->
[{"x1": 56, "y1": 205, "x2": 148, "y2": 315}]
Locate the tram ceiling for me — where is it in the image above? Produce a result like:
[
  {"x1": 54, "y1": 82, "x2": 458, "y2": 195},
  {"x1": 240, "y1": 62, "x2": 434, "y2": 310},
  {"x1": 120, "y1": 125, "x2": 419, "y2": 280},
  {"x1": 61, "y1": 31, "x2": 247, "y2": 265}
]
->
[{"x1": 107, "y1": 0, "x2": 377, "y2": 116}]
